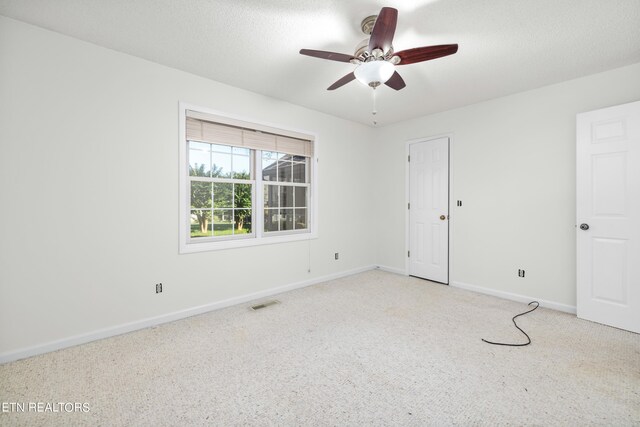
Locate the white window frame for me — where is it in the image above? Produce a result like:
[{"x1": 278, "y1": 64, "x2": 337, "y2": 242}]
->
[
  {"x1": 179, "y1": 102, "x2": 318, "y2": 253},
  {"x1": 261, "y1": 151, "x2": 311, "y2": 236}
]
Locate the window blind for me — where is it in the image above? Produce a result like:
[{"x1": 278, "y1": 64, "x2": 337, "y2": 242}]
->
[{"x1": 186, "y1": 111, "x2": 314, "y2": 157}]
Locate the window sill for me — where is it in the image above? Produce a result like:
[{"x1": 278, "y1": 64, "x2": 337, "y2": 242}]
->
[{"x1": 179, "y1": 231, "x2": 318, "y2": 254}]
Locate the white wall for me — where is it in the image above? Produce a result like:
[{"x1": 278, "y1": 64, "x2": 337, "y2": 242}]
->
[
  {"x1": 374, "y1": 62, "x2": 640, "y2": 309},
  {"x1": 0, "y1": 17, "x2": 377, "y2": 359}
]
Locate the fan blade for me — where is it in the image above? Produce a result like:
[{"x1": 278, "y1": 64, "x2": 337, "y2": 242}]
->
[
  {"x1": 385, "y1": 71, "x2": 406, "y2": 90},
  {"x1": 327, "y1": 72, "x2": 356, "y2": 90},
  {"x1": 300, "y1": 49, "x2": 354, "y2": 63},
  {"x1": 368, "y1": 7, "x2": 398, "y2": 54},
  {"x1": 395, "y1": 44, "x2": 458, "y2": 65}
]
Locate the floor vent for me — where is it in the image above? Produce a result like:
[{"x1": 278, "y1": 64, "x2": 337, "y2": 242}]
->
[{"x1": 250, "y1": 300, "x2": 280, "y2": 311}]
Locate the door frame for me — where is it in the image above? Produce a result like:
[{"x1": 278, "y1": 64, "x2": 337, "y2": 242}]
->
[{"x1": 405, "y1": 133, "x2": 455, "y2": 282}]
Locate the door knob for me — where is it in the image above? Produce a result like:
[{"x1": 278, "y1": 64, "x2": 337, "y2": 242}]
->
[
  {"x1": 440, "y1": 215, "x2": 446, "y2": 220},
  {"x1": 579, "y1": 223, "x2": 589, "y2": 231}
]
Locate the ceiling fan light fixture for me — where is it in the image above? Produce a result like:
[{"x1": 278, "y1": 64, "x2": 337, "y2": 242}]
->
[
  {"x1": 299, "y1": 7, "x2": 458, "y2": 92},
  {"x1": 354, "y1": 60, "x2": 394, "y2": 88}
]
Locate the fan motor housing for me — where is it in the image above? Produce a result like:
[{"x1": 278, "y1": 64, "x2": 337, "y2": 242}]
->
[
  {"x1": 355, "y1": 14, "x2": 395, "y2": 61},
  {"x1": 354, "y1": 38, "x2": 369, "y2": 58}
]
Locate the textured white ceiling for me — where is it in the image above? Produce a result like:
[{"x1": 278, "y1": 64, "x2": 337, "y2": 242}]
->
[{"x1": 1, "y1": 0, "x2": 639, "y2": 126}]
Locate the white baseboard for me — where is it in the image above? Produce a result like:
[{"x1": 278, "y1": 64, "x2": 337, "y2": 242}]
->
[
  {"x1": 0, "y1": 265, "x2": 377, "y2": 364},
  {"x1": 450, "y1": 280, "x2": 576, "y2": 314},
  {"x1": 376, "y1": 265, "x2": 407, "y2": 275}
]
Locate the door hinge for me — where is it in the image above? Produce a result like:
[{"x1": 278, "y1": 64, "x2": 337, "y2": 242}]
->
[
  {"x1": 407, "y1": 250, "x2": 410, "y2": 257},
  {"x1": 407, "y1": 202, "x2": 410, "y2": 210},
  {"x1": 408, "y1": 155, "x2": 410, "y2": 162}
]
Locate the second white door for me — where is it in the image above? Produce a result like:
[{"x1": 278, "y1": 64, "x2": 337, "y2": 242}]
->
[
  {"x1": 409, "y1": 137, "x2": 449, "y2": 283},
  {"x1": 576, "y1": 100, "x2": 640, "y2": 333}
]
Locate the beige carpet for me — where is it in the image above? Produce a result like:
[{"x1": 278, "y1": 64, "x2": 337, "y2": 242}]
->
[{"x1": 1, "y1": 270, "x2": 639, "y2": 426}]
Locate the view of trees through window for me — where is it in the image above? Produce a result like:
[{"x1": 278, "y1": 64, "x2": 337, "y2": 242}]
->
[
  {"x1": 189, "y1": 143, "x2": 253, "y2": 238},
  {"x1": 188, "y1": 142, "x2": 310, "y2": 240}
]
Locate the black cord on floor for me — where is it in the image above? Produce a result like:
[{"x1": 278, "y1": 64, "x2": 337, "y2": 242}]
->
[{"x1": 482, "y1": 301, "x2": 539, "y2": 347}]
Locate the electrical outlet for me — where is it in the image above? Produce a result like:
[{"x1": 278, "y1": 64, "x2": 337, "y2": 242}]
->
[
  {"x1": 156, "y1": 283, "x2": 163, "y2": 293},
  {"x1": 334, "y1": 252, "x2": 339, "y2": 260},
  {"x1": 518, "y1": 269, "x2": 525, "y2": 278}
]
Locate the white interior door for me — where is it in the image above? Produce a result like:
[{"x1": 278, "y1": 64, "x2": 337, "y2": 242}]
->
[
  {"x1": 409, "y1": 137, "x2": 449, "y2": 283},
  {"x1": 576, "y1": 100, "x2": 640, "y2": 333}
]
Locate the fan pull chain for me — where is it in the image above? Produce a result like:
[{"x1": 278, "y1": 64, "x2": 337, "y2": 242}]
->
[{"x1": 372, "y1": 87, "x2": 378, "y2": 126}]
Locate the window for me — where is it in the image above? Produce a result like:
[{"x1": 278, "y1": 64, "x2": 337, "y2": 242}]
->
[
  {"x1": 262, "y1": 151, "x2": 309, "y2": 233},
  {"x1": 189, "y1": 143, "x2": 253, "y2": 239},
  {"x1": 179, "y1": 104, "x2": 317, "y2": 253}
]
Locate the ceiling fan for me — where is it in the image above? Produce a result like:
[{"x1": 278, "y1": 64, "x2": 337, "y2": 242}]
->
[{"x1": 300, "y1": 7, "x2": 458, "y2": 91}]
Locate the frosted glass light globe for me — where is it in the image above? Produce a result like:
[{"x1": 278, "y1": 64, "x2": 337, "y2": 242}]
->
[{"x1": 354, "y1": 61, "x2": 394, "y2": 87}]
